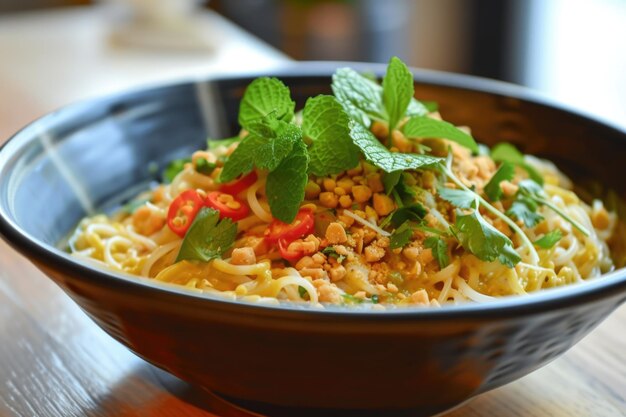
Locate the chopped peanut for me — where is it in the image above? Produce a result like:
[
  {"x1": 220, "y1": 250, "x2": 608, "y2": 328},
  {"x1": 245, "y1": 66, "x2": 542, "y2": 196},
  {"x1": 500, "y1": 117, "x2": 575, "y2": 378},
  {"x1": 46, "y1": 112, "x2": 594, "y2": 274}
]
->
[
  {"x1": 334, "y1": 187, "x2": 346, "y2": 196},
  {"x1": 352, "y1": 185, "x2": 372, "y2": 203},
  {"x1": 304, "y1": 181, "x2": 321, "y2": 200},
  {"x1": 326, "y1": 222, "x2": 348, "y2": 244},
  {"x1": 329, "y1": 264, "x2": 347, "y2": 282},
  {"x1": 339, "y1": 195, "x2": 353, "y2": 208},
  {"x1": 364, "y1": 245, "x2": 385, "y2": 262},
  {"x1": 338, "y1": 214, "x2": 355, "y2": 227},
  {"x1": 299, "y1": 268, "x2": 327, "y2": 279},
  {"x1": 336, "y1": 177, "x2": 354, "y2": 193},
  {"x1": 230, "y1": 247, "x2": 256, "y2": 265},
  {"x1": 296, "y1": 256, "x2": 317, "y2": 269},
  {"x1": 391, "y1": 130, "x2": 412, "y2": 153},
  {"x1": 408, "y1": 289, "x2": 430, "y2": 305},
  {"x1": 319, "y1": 192, "x2": 339, "y2": 208},
  {"x1": 370, "y1": 121, "x2": 389, "y2": 139},
  {"x1": 367, "y1": 173, "x2": 385, "y2": 193},
  {"x1": 373, "y1": 193, "x2": 395, "y2": 216},
  {"x1": 132, "y1": 206, "x2": 165, "y2": 236},
  {"x1": 323, "y1": 178, "x2": 336, "y2": 192},
  {"x1": 402, "y1": 247, "x2": 420, "y2": 261}
]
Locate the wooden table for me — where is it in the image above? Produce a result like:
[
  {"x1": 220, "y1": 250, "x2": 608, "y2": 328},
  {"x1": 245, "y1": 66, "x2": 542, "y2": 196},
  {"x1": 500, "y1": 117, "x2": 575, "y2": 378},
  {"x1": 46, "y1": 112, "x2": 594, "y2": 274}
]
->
[{"x1": 1, "y1": 6, "x2": 625, "y2": 417}]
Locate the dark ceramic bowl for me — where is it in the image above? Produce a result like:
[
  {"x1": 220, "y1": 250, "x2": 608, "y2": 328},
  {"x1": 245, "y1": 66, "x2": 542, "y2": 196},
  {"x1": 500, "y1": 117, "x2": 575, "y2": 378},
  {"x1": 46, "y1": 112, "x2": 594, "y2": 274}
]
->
[{"x1": 1, "y1": 63, "x2": 626, "y2": 417}]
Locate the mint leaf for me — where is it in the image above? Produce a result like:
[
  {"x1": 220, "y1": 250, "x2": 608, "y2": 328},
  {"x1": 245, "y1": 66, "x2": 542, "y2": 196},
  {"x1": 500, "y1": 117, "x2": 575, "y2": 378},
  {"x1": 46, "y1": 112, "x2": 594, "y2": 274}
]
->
[
  {"x1": 454, "y1": 209, "x2": 521, "y2": 267},
  {"x1": 403, "y1": 116, "x2": 478, "y2": 153},
  {"x1": 383, "y1": 170, "x2": 403, "y2": 195},
  {"x1": 424, "y1": 236, "x2": 449, "y2": 269},
  {"x1": 207, "y1": 136, "x2": 240, "y2": 150},
  {"x1": 349, "y1": 121, "x2": 441, "y2": 173},
  {"x1": 389, "y1": 204, "x2": 427, "y2": 228},
  {"x1": 266, "y1": 139, "x2": 309, "y2": 223},
  {"x1": 390, "y1": 221, "x2": 413, "y2": 249},
  {"x1": 176, "y1": 207, "x2": 237, "y2": 262},
  {"x1": 534, "y1": 230, "x2": 563, "y2": 249},
  {"x1": 506, "y1": 198, "x2": 544, "y2": 228},
  {"x1": 421, "y1": 101, "x2": 439, "y2": 112},
  {"x1": 302, "y1": 95, "x2": 360, "y2": 176},
  {"x1": 491, "y1": 142, "x2": 543, "y2": 185},
  {"x1": 220, "y1": 118, "x2": 300, "y2": 182},
  {"x1": 238, "y1": 77, "x2": 295, "y2": 127},
  {"x1": 332, "y1": 67, "x2": 386, "y2": 126},
  {"x1": 162, "y1": 158, "x2": 190, "y2": 183},
  {"x1": 438, "y1": 187, "x2": 476, "y2": 209},
  {"x1": 383, "y1": 56, "x2": 414, "y2": 132},
  {"x1": 484, "y1": 162, "x2": 515, "y2": 201}
]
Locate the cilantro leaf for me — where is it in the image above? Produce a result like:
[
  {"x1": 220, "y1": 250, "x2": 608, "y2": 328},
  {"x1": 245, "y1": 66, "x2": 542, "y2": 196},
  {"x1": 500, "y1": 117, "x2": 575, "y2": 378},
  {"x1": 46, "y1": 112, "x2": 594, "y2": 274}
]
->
[
  {"x1": 390, "y1": 221, "x2": 413, "y2": 249},
  {"x1": 389, "y1": 204, "x2": 427, "y2": 228},
  {"x1": 506, "y1": 199, "x2": 544, "y2": 228},
  {"x1": 491, "y1": 142, "x2": 544, "y2": 185},
  {"x1": 383, "y1": 170, "x2": 403, "y2": 195},
  {"x1": 176, "y1": 207, "x2": 237, "y2": 263},
  {"x1": 454, "y1": 209, "x2": 521, "y2": 267},
  {"x1": 424, "y1": 236, "x2": 449, "y2": 269},
  {"x1": 220, "y1": 118, "x2": 300, "y2": 183},
  {"x1": 438, "y1": 187, "x2": 476, "y2": 209},
  {"x1": 266, "y1": 139, "x2": 310, "y2": 223},
  {"x1": 534, "y1": 230, "x2": 563, "y2": 249},
  {"x1": 484, "y1": 162, "x2": 515, "y2": 201},
  {"x1": 162, "y1": 158, "x2": 190, "y2": 183},
  {"x1": 238, "y1": 77, "x2": 295, "y2": 127},
  {"x1": 403, "y1": 116, "x2": 478, "y2": 153},
  {"x1": 383, "y1": 56, "x2": 414, "y2": 132},
  {"x1": 322, "y1": 246, "x2": 346, "y2": 263},
  {"x1": 302, "y1": 95, "x2": 360, "y2": 176},
  {"x1": 207, "y1": 136, "x2": 240, "y2": 150},
  {"x1": 349, "y1": 121, "x2": 441, "y2": 173}
]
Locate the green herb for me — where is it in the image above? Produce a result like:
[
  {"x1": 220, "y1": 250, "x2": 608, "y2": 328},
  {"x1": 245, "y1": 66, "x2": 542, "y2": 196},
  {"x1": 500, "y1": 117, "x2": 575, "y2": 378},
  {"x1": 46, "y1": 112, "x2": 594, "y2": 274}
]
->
[
  {"x1": 349, "y1": 121, "x2": 441, "y2": 173},
  {"x1": 484, "y1": 161, "x2": 515, "y2": 201},
  {"x1": 162, "y1": 158, "x2": 190, "y2": 183},
  {"x1": 383, "y1": 170, "x2": 403, "y2": 195},
  {"x1": 266, "y1": 139, "x2": 309, "y2": 223},
  {"x1": 238, "y1": 77, "x2": 295, "y2": 127},
  {"x1": 403, "y1": 116, "x2": 478, "y2": 153},
  {"x1": 534, "y1": 230, "x2": 563, "y2": 249},
  {"x1": 390, "y1": 221, "x2": 413, "y2": 249},
  {"x1": 220, "y1": 117, "x2": 300, "y2": 182},
  {"x1": 176, "y1": 207, "x2": 237, "y2": 263},
  {"x1": 453, "y1": 209, "x2": 521, "y2": 268},
  {"x1": 438, "y1": 187, "x2": 476, "y2": 209},
  {"x1": 424, "y1": 236, "x2": 450, "y2": 269},
  {"x1": 207, "y1": 136, "x2": 240, "y2": 150},
  {"x1": 506, "y1": 198, "x2": 544, "y2": 228},
  {"x1": 341, "y1": 293, "x2": 364, "y2": 304},
  {"x1": 195, "y1": 157, "x2": 216, "y2": 175},
  {"x1": 371, "y1": 294, "x2": 380, "y2": 304},
  {"x1": 302, "y1": 95, "x2": 360, "y2": 176},
  {"x1": 121, "y1": 198, "x2": 149, "y2": 214},
  {"x1": 421, "y1": 101, "x2": 439, "y2": 112},
  {"x1": 298, "y1": 286, "x2": 310, "y2": 300},
  {"x1": 322, "y1": 246, "x2": 346, "y2": 263},
  {"x1": 491, "y1": 142, "x2": 544, "y2": 185},
  {"x1": 388, "y1": 204, "x2": 427, "y2": 228},
  {"x1": 382, "y1": 56, "x2": 414, "y2": 134}
]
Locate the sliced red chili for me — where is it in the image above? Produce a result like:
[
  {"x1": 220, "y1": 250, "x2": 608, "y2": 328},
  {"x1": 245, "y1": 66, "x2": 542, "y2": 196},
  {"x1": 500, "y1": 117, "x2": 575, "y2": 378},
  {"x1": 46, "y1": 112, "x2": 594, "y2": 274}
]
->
[
  {"x1": 265, "y1": 208, "x2": 315, "y2": 244},
  {"x1": 205, "y1": 191, "x2": 249, "y2": 221},
  {"x1": 167, "y1": 190, "x2": 204, "y2": 237},
  {"x1": 278, "y1": 239, "x2": 306, "y2": 263},
  {"x1": 219, "y1": 171, "x2": 258, "y2": 195}
]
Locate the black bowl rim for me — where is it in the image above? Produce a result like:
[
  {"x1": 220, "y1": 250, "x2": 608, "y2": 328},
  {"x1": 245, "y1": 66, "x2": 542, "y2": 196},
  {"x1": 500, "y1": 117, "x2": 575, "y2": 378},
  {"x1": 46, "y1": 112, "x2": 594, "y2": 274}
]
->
[{"x1": 1, "y1": 61, "x2": 626, "y2": 321}]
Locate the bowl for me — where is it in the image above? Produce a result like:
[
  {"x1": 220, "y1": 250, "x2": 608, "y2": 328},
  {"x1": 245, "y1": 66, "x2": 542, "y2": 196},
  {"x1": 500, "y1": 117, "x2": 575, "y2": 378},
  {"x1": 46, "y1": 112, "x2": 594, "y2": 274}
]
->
[{"x1": 1, "y1": 62, "x2": 626, "y2": 417}]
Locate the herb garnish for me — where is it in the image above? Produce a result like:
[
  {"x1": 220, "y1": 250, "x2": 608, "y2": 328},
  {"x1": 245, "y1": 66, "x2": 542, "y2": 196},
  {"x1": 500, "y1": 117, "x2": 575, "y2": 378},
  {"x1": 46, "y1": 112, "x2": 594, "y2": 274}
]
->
[
  {"x1": 176, "y1": 207, "x2": 237, "y2": 263},
  {"x1": 403, "y1": 116, "x2": 478, "y2": 153},
  {"x1": 162, "y1": 158, "x2": 190, "y2": 183},
  {"x1": 424, "y1": 236, "x2": 450, "y2": 269},
  {"x1": 490, "y1": 143, "x2": 543, "y2": 186},
  {"x1": 534, "y1": 230, "x2": 563, "y2": 249},
  {"x1": 390, "y1": 221, "x2": 413, "y2": 249},
  {"x1": 484, "y1": 161, "x2": 515, "y2": 201}
]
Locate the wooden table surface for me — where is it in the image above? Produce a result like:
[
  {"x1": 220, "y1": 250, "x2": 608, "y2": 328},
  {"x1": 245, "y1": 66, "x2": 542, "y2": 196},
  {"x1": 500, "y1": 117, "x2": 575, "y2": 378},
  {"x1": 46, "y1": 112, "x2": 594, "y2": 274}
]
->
[{"x1": 1, "y1": 6, "x2": 626, "y2": 417}]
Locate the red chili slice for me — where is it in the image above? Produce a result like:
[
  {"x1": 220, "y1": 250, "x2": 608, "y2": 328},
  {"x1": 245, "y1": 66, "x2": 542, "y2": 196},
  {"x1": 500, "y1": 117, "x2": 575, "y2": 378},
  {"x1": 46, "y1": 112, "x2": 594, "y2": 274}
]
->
[
  {"x1": 205, "y1": 191, "x2": 249, "y2": 221},
  {"x1": 278, "y1": 239, "x2": 306, "y2": 263},
  {"x1": 219, "y1": 171, "x2": 258, "y2": 195},
  {"x1": 167, "y1": 190, "x2": 204, "y2": 237},
  {"x1": 265, "y1": 208, "x2": 315, "y2": 244}
]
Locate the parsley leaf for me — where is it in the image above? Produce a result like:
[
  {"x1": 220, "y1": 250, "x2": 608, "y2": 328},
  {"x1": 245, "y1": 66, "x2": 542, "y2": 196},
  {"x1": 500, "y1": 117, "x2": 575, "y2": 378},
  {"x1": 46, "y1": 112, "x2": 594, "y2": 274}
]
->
[
  {"x1": 403, "y1": 116, "x2": 478, "y2": 153},
  {"x1": 383, "y1": 56, "x2": 414, "y2": 132},
  {"x1": 389, "y1": 204, "x2": 427, "y2": 228},
  {"x1": 220, "y1": 118, "x2": 300, "y2": 183},
  {"x1": 491, "y1": 142, "x2": 544, "y2": 185},
  {"x1": 484, "y1": 162, "x2": 515, "y2": 201},
  {"x1": 506, "y1": 198, "x2": 544, "y2": 228},
  {"x1": 390, "y1": 221, "x2": 413, "y2": 249},
  {"x1": 454, "y1": 209, "x2": 521, "y2": 268},
  {"x1": 176, "y1": 207, "x2": 237, "y2": 263},
  {"x1": 266, "y1": 139, "x2": 310, "y2": 223},
  {"x1": 534, "y1": 230, "x2": 563, "y2": 249},
  {"x1": 302, "y1": 95, "x2": 360, "y2": 176},
  {"x1": 438, "y1": 187, "x2": 476, "y2": 209},
  {"x1": 424, "y1": 236, "x2": 449, "y2": 269},
  {"x1": 162, "y1": 158, "x2": 190, "y2": 183},
  {"x1": 349, "y1": 121, "x2": 441, "y2": 173},
  {"x1": 238, "y1": 77, "x2": 295, "y2": 127}
]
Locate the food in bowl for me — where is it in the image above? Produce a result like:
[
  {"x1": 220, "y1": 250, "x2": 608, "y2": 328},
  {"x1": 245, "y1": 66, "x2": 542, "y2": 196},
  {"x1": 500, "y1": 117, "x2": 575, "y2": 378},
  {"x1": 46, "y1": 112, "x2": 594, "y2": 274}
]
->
[{"x1": 68, "y1": 57, "x2": 618, "y2": 307}]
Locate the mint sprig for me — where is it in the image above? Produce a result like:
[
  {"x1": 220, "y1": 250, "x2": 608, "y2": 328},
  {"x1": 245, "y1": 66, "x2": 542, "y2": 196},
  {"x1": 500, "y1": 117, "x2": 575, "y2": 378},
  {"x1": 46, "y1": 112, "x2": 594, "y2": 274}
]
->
[
  {"x1": 383, "y1": 56, "x2": 414, "y2": 133},
  {"x1": 238, "y1": 77, "x2": 295, "y2": 127},
  {"x1": 302, "y1": 95, "x2": 360, "y2": 176}
]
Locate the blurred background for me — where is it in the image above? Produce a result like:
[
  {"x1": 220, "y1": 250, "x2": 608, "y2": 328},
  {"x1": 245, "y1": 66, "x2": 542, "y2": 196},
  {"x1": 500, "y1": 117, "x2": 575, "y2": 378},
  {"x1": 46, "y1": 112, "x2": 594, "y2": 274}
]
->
[{"x1": 0, "y1": 0, "x2": 624, "y2": 139}]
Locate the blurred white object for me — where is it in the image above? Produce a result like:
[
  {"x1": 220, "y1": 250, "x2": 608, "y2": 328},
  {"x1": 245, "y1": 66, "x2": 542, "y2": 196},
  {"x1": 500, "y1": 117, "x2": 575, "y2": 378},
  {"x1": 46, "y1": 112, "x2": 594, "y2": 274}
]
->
[{"x1": 107, "y1": 0, "x2": 213, "y2": 50}]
